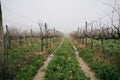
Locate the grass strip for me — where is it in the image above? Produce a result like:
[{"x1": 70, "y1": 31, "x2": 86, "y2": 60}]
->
[
  {"x1": 45, "y1": 38, "x2": 89, "y2": 80},
  {"x1": 78, "y1": 48, "x2": 120, "y2": 80}
]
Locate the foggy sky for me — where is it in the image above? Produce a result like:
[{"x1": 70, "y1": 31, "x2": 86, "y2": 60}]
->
[{"x1": 1, "y1": 0, "x2": 120, "y2": 33}]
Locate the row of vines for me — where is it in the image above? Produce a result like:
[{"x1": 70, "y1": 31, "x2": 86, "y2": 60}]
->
[
  {"x1": 0, "y1": 4, "x2": 63, "y2": 80},
  {"x1": 71, "y1": 3, "x2": 120, "y2": 80}
]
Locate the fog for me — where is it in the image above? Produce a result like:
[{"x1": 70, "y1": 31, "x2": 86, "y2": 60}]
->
[{"x1": 1, "y1": 0, "x2": 120, "y2": 33}]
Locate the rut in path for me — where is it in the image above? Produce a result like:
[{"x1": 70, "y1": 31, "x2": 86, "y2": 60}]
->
[
  {"x1": 71, "y1": 41, "x2": 98, "y2": 80},
  {"x1": 33, "y1": 40, "x2": 64, "y2": 80}
]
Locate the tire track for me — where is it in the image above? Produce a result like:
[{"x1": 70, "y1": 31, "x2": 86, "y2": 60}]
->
[
  {"x1": 33, "y1": 39, "x2": 64, "y2": 80},
  {"x1": 71, "y1": 41, "x2": 98, "y2": 80}
]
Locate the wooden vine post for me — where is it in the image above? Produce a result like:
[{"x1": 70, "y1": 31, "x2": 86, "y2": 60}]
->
[
  {"x1": 45, "y1": 23, "x2": 48, "y2": 48},
  {"x1": 6, "y1": 25, "x2": 11, "y2": 49},
  {"x1": 82, "y1": 31, "x2": 84, "y2": 45},
  {"x1": 77, "y1": 27, "x2": 79, "y2": 41},
  {"x1": 79, "y1": 28, "x2": 82, "y2": 43},
  {"x1": 101, "y1": 27, "x2": 104, "y2": 54},
  {"x1": 90, "y1": 23, "x2": 93, "y2": 49},
  {"x1": 39, "y1": 23, "x2": 43, "y2": 51},
  {"x1": 49, "y1": 29, "x2": 52, "y2": 46},
  {"x1": 19, "y1": 30, "x2": 22, "y2": 46},
  {"x1": 5, "y1": 26, "x2": 9, "y2": 58},
  {"x1": 53, "y1": 28, "x2": 55, "y2": 42},
  {"x1": 4, "y1": 25, "x2": 9, "y2": 80},
  {"x1": 85, "y1": 21, "x2": 87, "y2": 47},
  {"x1": 0, "y1": 3, "x2": 6, "y2": 80},
  {"x1": 30, "y1": 29, "x2": 33, "y2": 44}
]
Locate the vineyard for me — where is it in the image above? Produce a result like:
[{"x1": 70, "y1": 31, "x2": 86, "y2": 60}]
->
[
  {"x1": 0, "y1": 0, "x2": 120, "y2": 80},
  {"x1": 70, "y1": 3, "x2": 120, "y2": 79}
]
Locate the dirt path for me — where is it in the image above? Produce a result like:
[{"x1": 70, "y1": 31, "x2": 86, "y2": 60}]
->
[
  {"x1": 33, "y1": 40, "x2": 64, "y2": 80},
  {"x1": 71, "y1": 41, "x2": 98, "y2": 80}
]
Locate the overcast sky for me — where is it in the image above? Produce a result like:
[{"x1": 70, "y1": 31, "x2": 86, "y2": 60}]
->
[{"x1": 1, "y1": 0, "x2": 120, "y2": 33}]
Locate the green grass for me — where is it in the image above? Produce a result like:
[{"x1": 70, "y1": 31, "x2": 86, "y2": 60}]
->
[
  {"x1": 8, "y1": 38, "x2": 39, "y2": 49},
  {"x1": 47, "y1": 38, "x2": 63, "y2": 54},
  {"x1": 47, "y1": 47, "x2": 55, "y2": 54},
  {"x1": 87, "y1": 39, "x2": 120, "y2": 55},
  {"x1": 78, "y1": 48, "x2": 95, "y2": 63},
  {"x1": 45, "y1": 38, "x2": 89, "y2": 80},
  {"x1": 91, "y1": 61, "x2": 120, "y2": 80},
  {"x1": 13, "y1": 55, "x2": 44, "y2": 80},
  {"x1": 5, "y1": 37, "x2": 62, "y2": 80},
  {"x1": 6, "y1": 40, "x2": 50, "y2": 79},
  {"x1": 7, "y1": 43, "x2": 40, "y2": 65},
  {"x1": 78, "y1": 48, "x2": 120, "y2": 80},
  {"x1": 6, "y1": 43, "x2": 41, "y2": 79}
]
